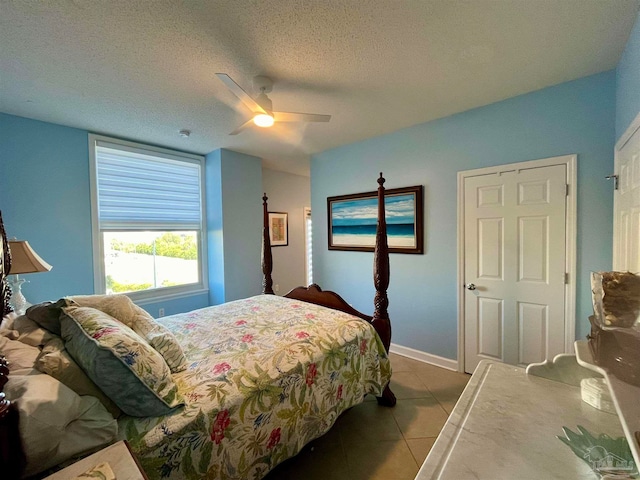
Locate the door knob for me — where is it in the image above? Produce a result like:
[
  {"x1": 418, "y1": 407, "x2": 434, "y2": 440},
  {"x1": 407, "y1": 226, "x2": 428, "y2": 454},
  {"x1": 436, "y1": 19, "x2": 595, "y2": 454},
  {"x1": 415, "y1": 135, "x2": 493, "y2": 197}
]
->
[{"x1": 465, "y1": 283, "x2": 476, "y2": 290}]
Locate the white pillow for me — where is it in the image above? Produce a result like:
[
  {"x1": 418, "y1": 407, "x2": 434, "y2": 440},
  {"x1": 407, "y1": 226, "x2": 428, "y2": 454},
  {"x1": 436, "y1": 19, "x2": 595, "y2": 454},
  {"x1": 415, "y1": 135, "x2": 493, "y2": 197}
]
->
[
  {"x1": 0, "y1": 336, "x2": 40, "y2": 370},
  {"x1": 5, "y1": 369, "x2": 118, "y2": 476},
  {"x1": 4, "y1": 315, "x2": 57, "y2": 347}
]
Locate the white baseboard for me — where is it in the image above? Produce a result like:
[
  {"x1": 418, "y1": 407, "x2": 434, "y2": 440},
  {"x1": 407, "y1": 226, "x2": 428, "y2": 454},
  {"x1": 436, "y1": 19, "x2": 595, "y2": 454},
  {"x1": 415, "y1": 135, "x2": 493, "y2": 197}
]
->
[{"x1": 389, "y1": 343, "x2": 459, "y2": 372}]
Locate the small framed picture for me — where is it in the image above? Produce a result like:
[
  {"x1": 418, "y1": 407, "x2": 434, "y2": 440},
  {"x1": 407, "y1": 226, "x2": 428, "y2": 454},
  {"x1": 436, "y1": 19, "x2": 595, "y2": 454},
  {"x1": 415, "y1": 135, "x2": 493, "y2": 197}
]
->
[{"x1": 268, "y1": 212, "x2": 288, "y2": 246}]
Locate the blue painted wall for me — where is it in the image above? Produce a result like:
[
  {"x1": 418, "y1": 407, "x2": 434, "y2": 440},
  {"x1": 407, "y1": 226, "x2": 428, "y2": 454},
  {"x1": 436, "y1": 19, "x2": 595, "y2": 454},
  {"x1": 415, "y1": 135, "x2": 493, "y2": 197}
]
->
[
  {"x1": 0, "y1": 113, "x2": 265, "y2": 315},
  {"x1": 206, "y1": 148, "x2": 263, "y2": 305},
  {"x1": 0, "y1": 113, "x2": 95, "y2": 301},
  {"x1": 311, "y1": 71, "x2": 616, "y2": 360},
  {"x1": 206, "y1": 149, "x2": 225, "y2": 305},
  {"x1": 616, "y1": 11, "x2": 640, "y2": 139}
]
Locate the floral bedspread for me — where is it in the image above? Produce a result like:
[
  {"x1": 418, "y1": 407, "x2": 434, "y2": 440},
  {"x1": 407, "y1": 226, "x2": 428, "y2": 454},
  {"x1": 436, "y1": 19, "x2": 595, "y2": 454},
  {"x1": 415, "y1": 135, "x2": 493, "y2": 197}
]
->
[{"x1": 118, "y1": 295, "x2": 392, "y2": 479}]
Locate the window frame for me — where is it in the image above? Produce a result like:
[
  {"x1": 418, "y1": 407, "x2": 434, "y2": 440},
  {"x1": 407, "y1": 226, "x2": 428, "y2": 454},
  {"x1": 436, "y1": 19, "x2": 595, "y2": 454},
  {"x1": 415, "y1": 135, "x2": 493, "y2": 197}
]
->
[{"x1": 89, "y1": 133, "x2": 208, "y2": 303}]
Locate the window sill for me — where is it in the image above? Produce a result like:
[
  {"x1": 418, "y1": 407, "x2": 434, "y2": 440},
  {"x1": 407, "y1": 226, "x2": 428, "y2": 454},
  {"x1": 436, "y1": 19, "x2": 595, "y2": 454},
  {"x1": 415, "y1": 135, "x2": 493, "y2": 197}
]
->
[{"x1": 127, "y1": 287, "x2": 209, "y2": 306}]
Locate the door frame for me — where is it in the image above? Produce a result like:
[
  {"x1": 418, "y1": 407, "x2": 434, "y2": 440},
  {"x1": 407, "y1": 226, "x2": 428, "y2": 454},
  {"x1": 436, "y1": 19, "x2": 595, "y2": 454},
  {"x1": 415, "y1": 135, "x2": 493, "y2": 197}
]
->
[{"x1": 456, "y1": 155, "x2": 577, "y2": 372}]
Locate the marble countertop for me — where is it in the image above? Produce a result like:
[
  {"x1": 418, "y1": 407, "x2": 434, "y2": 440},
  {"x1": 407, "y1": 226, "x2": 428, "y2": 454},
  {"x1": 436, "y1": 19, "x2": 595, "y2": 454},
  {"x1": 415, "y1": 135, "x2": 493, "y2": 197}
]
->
[{"x1": 416, "y1": 360, "x2": 625, "y2": 479}]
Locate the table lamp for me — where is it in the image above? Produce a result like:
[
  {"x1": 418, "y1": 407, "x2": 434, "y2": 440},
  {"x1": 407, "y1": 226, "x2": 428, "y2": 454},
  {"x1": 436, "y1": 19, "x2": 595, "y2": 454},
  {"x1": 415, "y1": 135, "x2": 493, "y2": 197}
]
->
[{"x1": 7, "y1": 240, "x2": 52, "y2": 315}]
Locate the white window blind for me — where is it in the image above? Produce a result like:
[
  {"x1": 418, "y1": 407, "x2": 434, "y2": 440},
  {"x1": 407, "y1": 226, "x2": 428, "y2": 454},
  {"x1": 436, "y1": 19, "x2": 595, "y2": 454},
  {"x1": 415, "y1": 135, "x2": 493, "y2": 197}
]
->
[
  {"x1": 96, "y1": 143, "x2": 202, "y2": 230},
  {"x1": 305, "y1": 207, "x2": 313, "y2": 285},
  {"x1": 90, "y1": 134, "x2": 207, "y2": 302}
]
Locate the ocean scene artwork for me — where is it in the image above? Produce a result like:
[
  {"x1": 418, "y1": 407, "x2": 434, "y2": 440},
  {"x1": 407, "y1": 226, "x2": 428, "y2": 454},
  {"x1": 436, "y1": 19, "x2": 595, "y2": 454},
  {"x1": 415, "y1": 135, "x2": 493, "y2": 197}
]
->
[{"x1": 330, "y1": 192, "x2": 418, "y2": 249}]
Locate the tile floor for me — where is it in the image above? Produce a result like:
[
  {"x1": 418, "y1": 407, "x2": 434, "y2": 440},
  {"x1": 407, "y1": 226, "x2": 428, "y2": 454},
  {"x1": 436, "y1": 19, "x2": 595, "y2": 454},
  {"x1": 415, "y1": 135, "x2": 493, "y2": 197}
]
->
[{"x1": 263, "y1": 353, "x2": 470, "y2": 480}]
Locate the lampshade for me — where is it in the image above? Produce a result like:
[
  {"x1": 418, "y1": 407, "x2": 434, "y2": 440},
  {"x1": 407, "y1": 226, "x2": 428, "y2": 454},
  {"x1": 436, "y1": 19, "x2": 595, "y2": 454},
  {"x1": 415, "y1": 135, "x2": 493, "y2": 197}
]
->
[{"x1": 8, "y1": 240, "x2": 52, "y2": 274}]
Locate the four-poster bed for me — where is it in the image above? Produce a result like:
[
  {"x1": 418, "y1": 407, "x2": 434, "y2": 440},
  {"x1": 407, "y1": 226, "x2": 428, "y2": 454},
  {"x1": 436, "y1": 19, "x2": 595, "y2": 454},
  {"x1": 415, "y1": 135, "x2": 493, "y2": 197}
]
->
[{"x1": 0, "y1": 174, "x2": 395, "y2": 479}]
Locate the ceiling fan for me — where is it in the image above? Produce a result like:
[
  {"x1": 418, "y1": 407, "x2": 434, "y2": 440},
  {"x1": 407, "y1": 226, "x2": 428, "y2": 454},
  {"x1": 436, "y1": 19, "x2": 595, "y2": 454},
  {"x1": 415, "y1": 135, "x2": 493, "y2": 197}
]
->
[{"x1": 216, "y1": 73, "x2": 331, "y2": 135}]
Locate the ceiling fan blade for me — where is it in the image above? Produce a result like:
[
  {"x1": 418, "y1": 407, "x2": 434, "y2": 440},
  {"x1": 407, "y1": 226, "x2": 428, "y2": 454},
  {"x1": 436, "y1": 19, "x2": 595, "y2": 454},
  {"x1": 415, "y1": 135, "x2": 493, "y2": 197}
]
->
[
  {"x1": 229, "y1": 118, "x2": 254, "y2": 135},
  {"x1": 274, "y1": 111, "x2": 331, "y2": 123},
  {"x1": 216, "y1": 73, "x2": 266, "y2": 115}
]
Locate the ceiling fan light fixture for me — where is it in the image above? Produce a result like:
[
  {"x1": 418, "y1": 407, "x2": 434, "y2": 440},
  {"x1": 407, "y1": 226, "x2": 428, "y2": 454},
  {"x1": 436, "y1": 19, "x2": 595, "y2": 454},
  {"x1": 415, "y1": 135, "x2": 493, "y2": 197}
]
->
[
  {"x1": 253, "y1": 113, "x2": 274, "y2": 128},
  {"x1": 215, "y1": 73, "x2": 331, "y2": 135}
]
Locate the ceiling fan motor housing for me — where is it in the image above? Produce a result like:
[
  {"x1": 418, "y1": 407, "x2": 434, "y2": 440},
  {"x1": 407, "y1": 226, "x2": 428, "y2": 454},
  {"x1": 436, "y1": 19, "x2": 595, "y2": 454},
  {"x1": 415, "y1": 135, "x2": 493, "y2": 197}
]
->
[
  {"x1": 253, "y1": 75, "x2": 273, "y2": 94},
  {"x1": 255, "y1": 92, "x2": 273, "y2": 112}
]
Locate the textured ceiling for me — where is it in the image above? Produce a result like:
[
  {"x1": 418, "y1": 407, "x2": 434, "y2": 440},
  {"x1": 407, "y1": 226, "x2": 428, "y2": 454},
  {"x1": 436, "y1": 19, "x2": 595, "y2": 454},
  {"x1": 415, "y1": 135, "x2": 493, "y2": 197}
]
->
[{"x1": 1, "y1": 0, "x2": 639, "y2": 177}]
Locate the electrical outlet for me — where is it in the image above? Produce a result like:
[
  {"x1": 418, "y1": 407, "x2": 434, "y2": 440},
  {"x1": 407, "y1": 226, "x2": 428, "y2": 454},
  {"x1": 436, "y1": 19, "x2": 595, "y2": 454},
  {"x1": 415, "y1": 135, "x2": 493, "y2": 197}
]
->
[
  {"x1": 158, "y1": 308, "x2": 165, "y2": 317},
  {"x1": 275, "y1": 284, "x2": 280, "y2": 292}
]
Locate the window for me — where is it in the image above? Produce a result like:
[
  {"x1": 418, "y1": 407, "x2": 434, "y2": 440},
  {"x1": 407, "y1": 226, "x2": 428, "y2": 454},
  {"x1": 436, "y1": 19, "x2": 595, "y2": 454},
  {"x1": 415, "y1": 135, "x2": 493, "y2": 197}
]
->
[
  {"x1": 304, "y1": 207, "x2": 313, "y2": 285},
  {"x1": 89, "y1": 134, "x2": 207, "y2": 302}
]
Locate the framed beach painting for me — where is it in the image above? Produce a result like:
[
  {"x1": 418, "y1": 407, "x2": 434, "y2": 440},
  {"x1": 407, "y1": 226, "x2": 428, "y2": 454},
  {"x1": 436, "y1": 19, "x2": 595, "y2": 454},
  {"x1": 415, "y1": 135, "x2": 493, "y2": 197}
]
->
[
  {"x1": 268, "y1": 212, "x2": 288, "y2": 246},
  {"x1": 327, "y1": 185, "x2": 423, "y2": 254}
]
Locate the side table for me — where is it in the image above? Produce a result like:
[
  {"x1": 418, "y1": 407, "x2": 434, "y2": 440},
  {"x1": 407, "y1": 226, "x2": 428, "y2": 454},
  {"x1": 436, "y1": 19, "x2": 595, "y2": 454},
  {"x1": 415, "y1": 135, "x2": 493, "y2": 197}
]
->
[{"x1": 44, "y1": 440, "x2": 148, "y2": 480}]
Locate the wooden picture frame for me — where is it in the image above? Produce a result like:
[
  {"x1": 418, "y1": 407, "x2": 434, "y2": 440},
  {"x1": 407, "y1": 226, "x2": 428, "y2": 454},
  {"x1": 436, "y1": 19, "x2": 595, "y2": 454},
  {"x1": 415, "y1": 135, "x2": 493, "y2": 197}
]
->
[
  {"x1": 268, "y1": 212, "x2": 288, "y2": 247},
  {"x1": 327, "y1": 185, "x2": 423, "y2": 254}
]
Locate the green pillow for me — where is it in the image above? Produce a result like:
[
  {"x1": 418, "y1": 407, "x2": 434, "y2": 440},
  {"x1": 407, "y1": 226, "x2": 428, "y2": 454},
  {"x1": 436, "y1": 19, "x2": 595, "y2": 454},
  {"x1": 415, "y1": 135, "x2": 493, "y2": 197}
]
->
[
  {"x1": 60, "y1": 305, "x2": 184, "y2": 417},
  {"x1": 26, "y1": 298, "x2": 73, "y2": 336}
]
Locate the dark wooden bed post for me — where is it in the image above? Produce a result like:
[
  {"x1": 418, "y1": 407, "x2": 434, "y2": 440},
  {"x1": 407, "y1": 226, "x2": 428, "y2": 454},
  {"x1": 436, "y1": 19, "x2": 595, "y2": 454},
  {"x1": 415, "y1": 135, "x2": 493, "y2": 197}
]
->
[
  {"x1": 372, "y1": 174, "x2": 396, "y2": 407},
  {"x1": 1, "y1": 212, "x2": 11, "y2": 317},
  {"x1": 262, "y1": 193, "x2": 274, "y2": 295},
  {"x1": 0, "y1": 355, "x2": 25, "y2": 479},
  {"x1": 0, "y1": 211, "x2": 26, "y2": 478},
  {"x1": 283, "y1": 173, "x2": 396, "y2": 406},
  {"x1": 372, "y1": 173, "x2": 391, "y2": 351},
  {"x1": 283, "y1": 174, "x2": 397, "y2": 406}
]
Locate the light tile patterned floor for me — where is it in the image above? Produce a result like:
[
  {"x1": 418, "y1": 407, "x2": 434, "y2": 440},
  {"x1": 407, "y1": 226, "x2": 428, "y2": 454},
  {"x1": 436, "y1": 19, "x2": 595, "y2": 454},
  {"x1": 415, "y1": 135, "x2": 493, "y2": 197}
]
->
[{"x1": 263, "y1": 353, "x2": 470, "y2": 480}]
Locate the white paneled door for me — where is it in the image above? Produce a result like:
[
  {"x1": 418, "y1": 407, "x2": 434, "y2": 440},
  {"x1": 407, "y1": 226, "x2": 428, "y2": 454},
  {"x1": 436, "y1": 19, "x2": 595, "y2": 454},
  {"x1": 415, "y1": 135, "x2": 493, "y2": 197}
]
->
[
  {"x1": 462, "y1": 160, "x2": 570, "y2": 373},
  {"x1": 613, "y1": 115, "x2": 640, "y2": 273}
]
